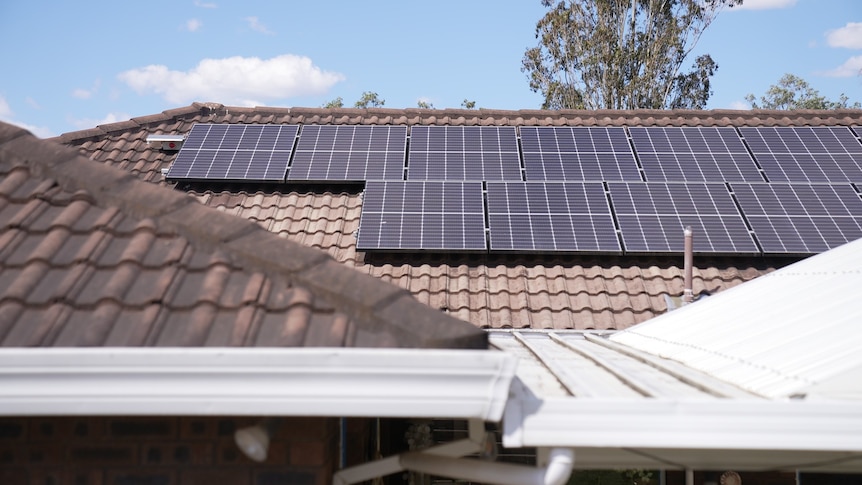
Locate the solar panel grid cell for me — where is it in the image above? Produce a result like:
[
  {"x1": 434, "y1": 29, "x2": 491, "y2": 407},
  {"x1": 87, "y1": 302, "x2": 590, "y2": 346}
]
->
[
  {"x1": 167, "y1": 124, "x2": 298, "y2": 181},
  {"x1": 289, "y1": 125, "x2": 406, "y2": 181},
  {"x1": 629, "y1": 127, "x2": 763, "y2": 183},
  {"x1": 608, "y1": 182, "x2": 758, "y2": 254},
  {"x1": 731, "y1": 183, "x2": 862, "y2": 254},
  {"x1": 407, "y1": 126, "x2": 522, "y2": 181},
  {"x1": 486, "y1": 181, "x2": 620, "y2": 252},
  {"x1": 740, "y1": 127, "x2": 862, "y2": 183},
  {"x1": 521, "y1": 127, "x2": 641, "y2": 182},
  {"x1": 356, "y1": 180, "x2": 486, "y2": 251}
]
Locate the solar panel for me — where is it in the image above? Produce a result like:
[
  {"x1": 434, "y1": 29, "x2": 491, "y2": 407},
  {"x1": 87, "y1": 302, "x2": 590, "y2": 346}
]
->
[
  {"x1": 288, "y1": 125, "x2": 406, "y2": 181},
  {"x1": 166, "y1": 124, "x2": 298, "y2": 181},
  {"x1": 520, "y1": 127, "x2": 641, "y2": 181},
  {"x1": 608, "y1": 182, "x2": 758, "y2": 254},
  {"x1": 629, "y1": 127, "x2": 763, "y2": 182},
  {"x1": 731, "y1": 183, "x2": 862, "y2": 254},
  {"x1": 407, "y1": 126, "x2": 521, "y2": 181},
  {"x1": 356, "y1": 180, "x2": 486, "y2": 251},
  {"x1": 740, "y1": 127, "x2": 862, "y2": 183},
  {"x1": 486, "y1": 182, "x2": 620, "y2": 252}
]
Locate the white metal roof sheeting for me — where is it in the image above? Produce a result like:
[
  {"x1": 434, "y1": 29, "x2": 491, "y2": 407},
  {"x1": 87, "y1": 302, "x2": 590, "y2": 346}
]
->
[
  {"x1": 489, "y1": 330, "x2": 758, "y2": 400},
  {"x1": 610, "y1": 236, "x2": 862, "y2": 400}
]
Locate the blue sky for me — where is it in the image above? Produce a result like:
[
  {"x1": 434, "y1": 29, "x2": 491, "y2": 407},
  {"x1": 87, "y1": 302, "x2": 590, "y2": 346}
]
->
[{"x1": 1, "y1": 0, "x2": 860, "y2": 138}]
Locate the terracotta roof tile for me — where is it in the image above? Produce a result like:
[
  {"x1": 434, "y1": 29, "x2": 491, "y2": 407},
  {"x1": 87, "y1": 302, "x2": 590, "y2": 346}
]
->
[
  {"x1": 0, "y1": 121, "x2": 487, "y2": 349},
  {"x1": 45, "y1": 104, "x2": 862, "y2": 330}
]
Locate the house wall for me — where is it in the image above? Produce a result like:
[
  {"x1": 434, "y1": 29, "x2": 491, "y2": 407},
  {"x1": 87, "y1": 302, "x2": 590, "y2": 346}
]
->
[{"x1": 0, "y1": 416, "x2": 371, "y2": 485}]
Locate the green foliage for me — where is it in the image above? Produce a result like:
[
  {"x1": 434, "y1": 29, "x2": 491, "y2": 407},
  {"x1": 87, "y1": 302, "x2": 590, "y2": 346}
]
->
[
  {"x1": 322, "y1": 96, "x2": 344, "y2": 108},
  {"x1": 355, "y1": 91, "x2": 385, "y2": 108},
  {"x1": 745, "y1": 73, "x2": 861, "y2": 110},
  {"x1": 522, "y1": 0, "x2": 742, "y2": 109},
  {"x1": 417, "y1": 100, "x2": 434, "y2": 109},
  {"x1": 461, "y1": 99, "x2": 477, "y2": 109}
]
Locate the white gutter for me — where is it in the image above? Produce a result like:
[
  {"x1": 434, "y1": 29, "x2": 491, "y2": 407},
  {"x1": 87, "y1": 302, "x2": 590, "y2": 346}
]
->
[{"x1": 0, "y1": 347, "x2": 517, "y2": 420}]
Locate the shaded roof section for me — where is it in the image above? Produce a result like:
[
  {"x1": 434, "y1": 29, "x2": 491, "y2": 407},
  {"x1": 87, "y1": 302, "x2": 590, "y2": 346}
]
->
[
  {"x1": 0, "y1": 121, "x2": 487, "y2": 349},
  {"x1": 53, "y1": 103, "x2": 862, "y2": 330}
]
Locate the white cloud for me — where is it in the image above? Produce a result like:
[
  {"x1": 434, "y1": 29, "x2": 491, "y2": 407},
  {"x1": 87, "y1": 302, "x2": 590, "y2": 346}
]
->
[
  {"x1": 118, "y1": 55, "x2": 345, "y2": 105},
  {"x1": 72, "y1": 88, "x2": 92, "y2": 99},
  {"x1": 193, "y1": 0, "x2": 217, "y2": 8},
  {"x1": 0, "y1": 95, "x2": 54, "y2": 138},
  {"x1": 72, "y1": 79, "x2": 101, "y2": 100},
  {"x1": 826, "y1": 22, "x2": 862, "y2": 49},
  {"x1": 733, "y1": 0, "x2": 796, "y2": 10},
  {"x1": 728, "y1": 100, "x2": 751, "y2": 110},
  {"x1": 185, "y1": 18, "x2": 203, "y2": 32},
  {"x1": 69, "y1": 112, "x2": 132, "y2": 130},
  {"x1": 245, "y1": 16, "x2": 274, "y2": 35},
  {"x1": 818, "y1": 55, "x2": 862, "y2": 77}
]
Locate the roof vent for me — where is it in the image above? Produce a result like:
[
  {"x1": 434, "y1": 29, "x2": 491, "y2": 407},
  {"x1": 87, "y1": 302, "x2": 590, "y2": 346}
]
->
[{"x1": 146, "y1": 134, "x2": 185, "y2": 151}]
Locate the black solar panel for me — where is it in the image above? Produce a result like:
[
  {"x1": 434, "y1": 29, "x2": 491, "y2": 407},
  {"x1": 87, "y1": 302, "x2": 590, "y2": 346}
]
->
[
  {"x1": 732, "y1": 183, "x2": 862, "y2": 254},
  {"x1": 740, "y1": 127, "x2": 862, "y2": 183},
  {"x1": 486, "y1": 182, "x2": 620, "y2": 252},
  {"x1": 288, "y1": 125, "x2": 406, "y2": 181},
  {"x1": 520, "y1": 127, "x2": 641, "y2": 181},
  {"x1": 407, "y1": 126, "x2": 521, "y2": 181},
  {"x1": 608, "y1": 182, "x2": 758, "y2": 254},
  {"x1": 356, "y1": 180, "x2": 486, "y2": 251},
  {"x1": 629, "y1": 127, "x2": 763, "y2": 182},
  {"x1": 167, "y1": 124, "x2": 298, "y2": 181}
]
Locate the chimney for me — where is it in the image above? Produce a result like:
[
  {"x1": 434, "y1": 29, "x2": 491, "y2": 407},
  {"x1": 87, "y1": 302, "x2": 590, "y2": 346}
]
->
[{"x1": 682, "y1": 226, "x2": 694, "y2": 304}]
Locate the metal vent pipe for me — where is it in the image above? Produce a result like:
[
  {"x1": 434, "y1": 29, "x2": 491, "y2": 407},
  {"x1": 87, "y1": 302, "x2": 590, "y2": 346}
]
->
[{"x1": 683, "y1": 226, "x2": 694, "y2": 304}]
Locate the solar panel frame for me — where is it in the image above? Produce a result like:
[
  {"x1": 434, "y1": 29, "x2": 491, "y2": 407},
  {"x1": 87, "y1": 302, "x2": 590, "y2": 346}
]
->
[
  {"x1": 740, "y1": 126, "x2": 862, "y2": 183},
  {"x1": 520, "y1": 126, "x2": 642, "y2": 182},
  {"x1": 731, "y1": 183, "x2": 862, "y2": 254},
  {"x1": 288, "y1": 125, "x2": 407, "y2": 181},
  {"x1": 356, "y1": 180, "x2": 487, "y2": 251},
  {"x1": 608, "y1": 182, "x2": 759, "y2": 254},
  {"x1": 166, "y1": 124, "x2": 298, "y2": 182},
  {"x1": 628, "y1": 126, "x2": 764, "y2": 183},
  {"x1": 486, "y1": 181, "x2": 621, "y2": 252},
  {"x1": 407, "y1": 126, "x2": 522, "y2": 181}
]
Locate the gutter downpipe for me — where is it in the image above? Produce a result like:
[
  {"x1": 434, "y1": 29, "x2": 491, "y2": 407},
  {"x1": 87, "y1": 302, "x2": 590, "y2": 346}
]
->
[
  {"x1": 682, "y1": 226, "x2": 694, "y2": 305},
  {"x1": 399, "y1": 447, "x2": 575, "y2": 485}
]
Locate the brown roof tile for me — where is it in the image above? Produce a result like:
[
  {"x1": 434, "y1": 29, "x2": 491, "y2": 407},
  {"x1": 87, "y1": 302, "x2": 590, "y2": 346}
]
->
[
  {"x1": 48, "y1": 104, "x2": 862, "y2": 330},
  {"x1": 0, "y1": 121, "x2": 487, "y2": 349}
]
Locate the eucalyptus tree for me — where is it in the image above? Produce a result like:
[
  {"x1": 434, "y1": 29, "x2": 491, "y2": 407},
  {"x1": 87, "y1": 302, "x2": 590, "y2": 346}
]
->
[
  {"x1": 745, "y1": 73, "x2": 861, "y2": 110},
  {"x1": 523, "y1": 0, "x2": 742, "y2": 110}
]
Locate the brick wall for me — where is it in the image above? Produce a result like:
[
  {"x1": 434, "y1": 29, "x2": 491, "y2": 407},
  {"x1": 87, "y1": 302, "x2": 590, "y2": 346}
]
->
[{"x1": 0, "y1": 416, "x2": 370, "y2": 485}]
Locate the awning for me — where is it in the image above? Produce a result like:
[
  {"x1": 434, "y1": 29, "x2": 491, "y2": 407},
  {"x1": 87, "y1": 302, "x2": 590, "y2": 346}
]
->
[{"x1": 494, "y1": 330, "x2": 862, "y2": 473}]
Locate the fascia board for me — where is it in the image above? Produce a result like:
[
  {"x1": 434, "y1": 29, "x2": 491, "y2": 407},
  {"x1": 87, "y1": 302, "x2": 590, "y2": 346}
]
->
[
  {"x1": 504, "y1": 397, "x2": 862, "y2": 452},
  {"x1": 0, "y1": 347, "x2": 517, "y2": 420}
]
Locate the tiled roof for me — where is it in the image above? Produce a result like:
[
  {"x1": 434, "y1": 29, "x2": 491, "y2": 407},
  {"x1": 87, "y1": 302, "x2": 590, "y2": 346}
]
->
[
  {"x1": 0, "y1": 121, "x2": 487, "y2": 348},
  {"x1": 53, "y1": 103, "x2": 862, "y2": 330}
]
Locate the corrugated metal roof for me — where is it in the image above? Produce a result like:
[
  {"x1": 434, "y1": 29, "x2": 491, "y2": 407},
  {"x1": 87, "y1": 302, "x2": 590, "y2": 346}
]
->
[{"x1": 611, "y1": 236, "x2": 862, "y2": 400}]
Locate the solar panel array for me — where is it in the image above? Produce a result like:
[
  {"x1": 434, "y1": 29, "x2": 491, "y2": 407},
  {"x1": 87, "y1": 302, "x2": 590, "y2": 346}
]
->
[
  {"x1": 167, "y1": 124, "x2": 298, "y2": 181},
  {"x1": 356, "y1": 181, "x2": 486, "y2": 251},
  {"x1": 168, "y1": 123, "x2": 862, "y2": 255},
  {"x1": 486, "y1": 182, "x2": 620, "y2": 252},
  {"x1": 608, "y1": 182, "x2": 759, "y2": 254},
  {"x1": 520, "y1": 127, "x2": 641, "y2": 181},
  {"x1": 629, "y1": 127, "x2": 763, "y2": 182},
  {"x1": 288, "y1": 125, "x2": 406, "y2": 181},
  {"x1": 739, "y1": 127, "x2": 862, "y2": 183},
  {"x1": 407, "y1": 126, "x2": 522, "y2": 181}
]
